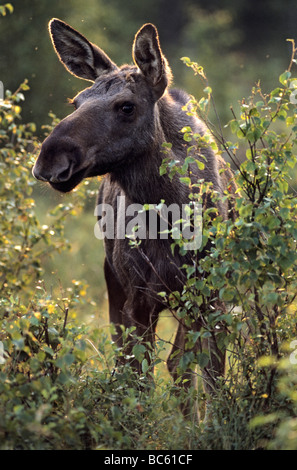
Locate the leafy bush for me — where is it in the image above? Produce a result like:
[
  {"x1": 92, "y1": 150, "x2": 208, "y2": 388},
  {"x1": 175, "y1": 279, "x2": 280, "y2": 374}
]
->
[
  {"x1": 0, "y1": 80, "x2": 89, "y2": 449},
  {"x1": 0, "y1": 81, "x2": 184, "y2": 450},
  {"x1": 154, "y1": 43, "x2": 297, "y2": 448}
]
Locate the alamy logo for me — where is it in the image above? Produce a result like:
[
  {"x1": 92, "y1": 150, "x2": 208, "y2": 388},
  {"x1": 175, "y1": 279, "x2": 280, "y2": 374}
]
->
[
  {"x1": 290, "y1": 80, "x2": 297, "y2": 105},
  {"x1": 94, "y1": 195, "x2": 202, "y2": 251},
  {"x1": 0, "y1": 341, "x2": 6, "y2": 365},
  {"x1": 290, "y1": 340, "x2": 297, "y2": 364},
  {"x1": 0, "y1": 81, "x2": 3, "y2": 102}
]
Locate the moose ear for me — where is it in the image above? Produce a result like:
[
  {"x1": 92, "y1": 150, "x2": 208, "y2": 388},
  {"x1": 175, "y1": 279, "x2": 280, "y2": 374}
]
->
[
  {"x1": 49, "y1": 18, "x2": 117, "y2": 81},
  {"x1": 132, "y1": 23, "x2": 172, "y2": 99}
]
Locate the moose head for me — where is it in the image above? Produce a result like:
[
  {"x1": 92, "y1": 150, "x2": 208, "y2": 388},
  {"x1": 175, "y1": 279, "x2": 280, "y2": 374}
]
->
[{"x1": 33, "y1": 20, "x2": 172, "y2": 193}]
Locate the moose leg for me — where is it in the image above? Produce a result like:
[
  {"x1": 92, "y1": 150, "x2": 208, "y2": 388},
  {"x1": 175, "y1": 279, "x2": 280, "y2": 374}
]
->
[
  {"x1": 167, "y1": 322, "x2": 199, "y2": 420},
  {"x1": 121, "y1": 298, "x2": 160, "y2": 374},
  {"x1": 167, "y1": 317, "x2": 226, "y2": 422},
  {"x1": 199, "y1": 298, "x2": 227, "y2": 420},
  {"x1": 104, "y1": 258, "x2": 127, "y2": 348},
  {"x1": 104, "y1": 259, "x2": 159, "y2": 373},
  {"x1": 201, "y1": 334, "x2": 226, "y2": 395},
  {"x1": 200, "y1": 328, "x2": 226, "y2": 422}
]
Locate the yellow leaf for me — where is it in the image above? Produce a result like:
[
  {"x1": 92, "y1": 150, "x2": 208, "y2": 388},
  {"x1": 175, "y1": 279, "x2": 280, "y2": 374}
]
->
[{"x1": 47, "y1": 304, "x2": 55, "y2": 314}]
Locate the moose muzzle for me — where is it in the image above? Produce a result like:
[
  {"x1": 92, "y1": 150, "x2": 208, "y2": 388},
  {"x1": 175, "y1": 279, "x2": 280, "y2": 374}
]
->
[{"x1": 33, "y1": 134, "x2": 85, "y2": 192}]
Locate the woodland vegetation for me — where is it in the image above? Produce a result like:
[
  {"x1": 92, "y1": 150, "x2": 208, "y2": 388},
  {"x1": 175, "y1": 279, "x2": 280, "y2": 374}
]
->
[{"x1": 1, "y1": 1, "x2": 297, "y2": 450}]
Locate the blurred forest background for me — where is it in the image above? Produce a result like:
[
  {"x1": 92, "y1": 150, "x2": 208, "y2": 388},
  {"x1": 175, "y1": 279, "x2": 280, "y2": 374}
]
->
[
  {"x1": 1, "y1": 0, "x2": 297, "y2": 323},
  {"x1": 2, "y1": 0, "x2": 297, "y2": 126}
]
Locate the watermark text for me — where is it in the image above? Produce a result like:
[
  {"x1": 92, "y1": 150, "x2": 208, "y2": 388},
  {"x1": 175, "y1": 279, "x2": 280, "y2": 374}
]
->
[{"x1": 94, "y1": 196, "x2": 202, "y2": 251}]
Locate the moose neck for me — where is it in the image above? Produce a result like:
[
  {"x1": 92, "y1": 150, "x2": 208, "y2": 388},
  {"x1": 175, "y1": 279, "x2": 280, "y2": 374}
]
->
[{"x1": 111, "y1": 93, "x2": 187, "y2": 207}]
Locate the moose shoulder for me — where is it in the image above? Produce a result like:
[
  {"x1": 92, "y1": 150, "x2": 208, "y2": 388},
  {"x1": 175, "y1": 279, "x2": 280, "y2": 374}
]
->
[{"x1": 33, "y1": 19, "x2": 236, "y2": 418}]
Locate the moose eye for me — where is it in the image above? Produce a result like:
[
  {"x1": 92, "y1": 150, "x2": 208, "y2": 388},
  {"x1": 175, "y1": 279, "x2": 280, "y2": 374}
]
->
[{"x1": 120, "y1": 102, "x2": 135, "y2": 115}]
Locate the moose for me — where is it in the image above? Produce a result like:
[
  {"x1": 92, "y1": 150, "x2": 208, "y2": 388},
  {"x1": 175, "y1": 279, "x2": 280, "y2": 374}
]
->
[{"x1": 33, "y1": 19, "x2": 236, "y2": 418}]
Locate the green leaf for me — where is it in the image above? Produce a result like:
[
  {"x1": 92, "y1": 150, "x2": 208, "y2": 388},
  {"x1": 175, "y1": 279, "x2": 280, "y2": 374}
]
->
[
  {"x1": 279, "y1": 71, "x2": 291, "y2": 85},
  {"x1": 196, "y1": 160, "x2": 205, "y2": 170},
  {"x1": 132, "y1": 343, "x2": 146, "y2": 362},
  {"x1": 141, "y1": 358, "x2": 149, "y2": 374},
  {"x1": 203, "y1": 86, "x2": 212, "y2": 95},
  {"x1": 179, "y1": 176, "x2": 191, "y2": 185},
  {"x1": 196, "y1": 352, "x2": 209, "y2": 368}
]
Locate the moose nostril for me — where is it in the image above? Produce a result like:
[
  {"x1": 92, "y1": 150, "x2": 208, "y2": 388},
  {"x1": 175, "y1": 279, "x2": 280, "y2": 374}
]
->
[
  {"x1": 50, "y1": 164, "x2": 73, "y2": 183},
  {"x1": 33, "y1": 162, "x2": 73, "y2": 184},
  {"x1": 57, "y1": 169, "x2": 69, "y2": 180}
]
